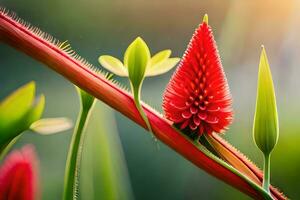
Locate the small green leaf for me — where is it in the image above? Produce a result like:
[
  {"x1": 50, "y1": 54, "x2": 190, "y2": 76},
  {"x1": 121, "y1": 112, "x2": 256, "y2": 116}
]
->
[
  {"x1": 30, "y1": 117, "x2": 73, "y2": 135},
  {"x1": 0, "y1": 81, "x2": 35, "y2": 132},
  {"x1": 146, "y1": 58, "x2": 180, "y2": 76},
  {"x1": 150, "y1": 49, "x2": 171, "y2": 67},
  {"x1": 124, "y1": 37, "x2": 150, "y2": 89},
  {"x1": 253, "y1": 46, "x2": 279, "y2": 155},
  {"x1": 0, "y1": 82, "x2": 45, "y2": 155},
  {"x1": 98, "y1": 55, "x2": 127, "y2": 76}
]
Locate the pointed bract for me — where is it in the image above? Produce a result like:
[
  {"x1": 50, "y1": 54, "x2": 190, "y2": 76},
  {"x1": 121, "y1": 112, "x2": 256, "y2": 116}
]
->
[
  {"x1": 163, "y1": 17, "x2": 233, "y2": 136},
  {"x1": 253, "y1": 47, "x2": 279, "y2": 155}
]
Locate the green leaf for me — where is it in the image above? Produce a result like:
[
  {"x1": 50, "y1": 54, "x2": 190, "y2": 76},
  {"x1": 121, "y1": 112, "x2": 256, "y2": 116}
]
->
[
  {"x1": 30, "y1": 117, "x2": 73, "y2": 135},
  {"x1": 146, "y1": 58, "x2": 180, "y2": 77},
  {"x1": 0, "y1": 81, "x2": 35, "y2": 133},
  {"x1": 98, "y1": 55, "x2": 127, "y2": 76},
  {"x1": 0, "y1": 82, "x2": 45, "y2": 157},
  {"x1": 253, "y1": 46, "x2": 279, "y2": 155},
  {"x1": 150, "y1": 49, "x2": 171, "y2": 67},
  {"x1": 124, "y1": 37, "x2": 150, "y2": 89},
  {"x1": 0, "y1": 82, "x2": 46, "y2": 148},
  {"x1": 80, "y1": 102, "x2": 133, "y2": 200}
]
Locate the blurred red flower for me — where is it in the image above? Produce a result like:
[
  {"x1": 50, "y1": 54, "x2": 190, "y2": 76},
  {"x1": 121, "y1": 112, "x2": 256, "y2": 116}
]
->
[
  {"x1": 163, "y1": 19, "x2": 233, "y2": 136},
  {"x1": 0, "y1": 145, "x2": 39, "y2": 200}
]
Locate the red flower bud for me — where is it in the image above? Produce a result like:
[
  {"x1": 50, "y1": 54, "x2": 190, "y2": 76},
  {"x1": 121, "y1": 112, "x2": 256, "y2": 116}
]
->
[
  {"x1": 163, "y1": 17, "x2": 233, "y2": 136},
  {"x1": 0, "y1": 145, "x2": 39, "y2": 200}
]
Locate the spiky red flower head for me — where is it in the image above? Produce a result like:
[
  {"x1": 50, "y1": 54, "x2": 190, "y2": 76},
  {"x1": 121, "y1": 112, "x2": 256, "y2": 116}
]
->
[
  {"x1": 163, "y1": 15, "x2": 233, "y2": 136},
  {"x1": 0, "y1": 145, "x2": 39, "y2": 200}
]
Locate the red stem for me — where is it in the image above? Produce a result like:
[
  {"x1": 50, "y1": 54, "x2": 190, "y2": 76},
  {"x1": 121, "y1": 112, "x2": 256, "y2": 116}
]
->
[{"x1": 0, "y1": 10, "x2": 286, "y2": 200}]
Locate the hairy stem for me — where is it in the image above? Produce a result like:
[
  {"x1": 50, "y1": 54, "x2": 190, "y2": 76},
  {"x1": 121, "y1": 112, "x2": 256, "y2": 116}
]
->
[
  {"x1": 63, "y1": 107, "x2": 90, "y2": 200},
  {"x1": 0, "y1": 10, "x2": 286, "y2": 200}
]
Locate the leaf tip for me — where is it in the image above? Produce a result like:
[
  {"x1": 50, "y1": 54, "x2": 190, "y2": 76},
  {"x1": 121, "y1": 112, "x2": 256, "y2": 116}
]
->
[
  {"x1": 260, "y1": 45, "x2": 267, "y2": 59},
  {"x1": 135, "y1": 36, "x2": 144, "y2": 43},
  {"x1": 37, "y1": 94, "x2": 46, "y2": 107}
]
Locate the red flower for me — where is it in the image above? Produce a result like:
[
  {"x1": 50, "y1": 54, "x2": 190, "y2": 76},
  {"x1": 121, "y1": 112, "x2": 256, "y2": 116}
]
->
[
  {"x1": 0, "y1": 145, "x2": 39, "y2": 200},
  {"x1": 163, "y1": 16, "x2": 233, "y2": 136}
]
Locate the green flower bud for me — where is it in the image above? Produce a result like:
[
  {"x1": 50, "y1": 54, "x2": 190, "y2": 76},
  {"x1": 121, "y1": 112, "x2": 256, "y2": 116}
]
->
[
  {"x1": 123, "y1": 37, "x2": 154, "y2": 135},
  {"x1": 98, "y1": 37, "x2": 179, "y2": 140},
  {"x1": 253, "y1": 46, "x2": 279, "y2": 155},
  {"x1": 0, "y1": 82, "x2": 45, "y2": 148},
  {"x1": 124, "y1": 37, "x2": 150, "y2": 90},
  {"x1": 98, "y1": 38, "x2": 179, "y2": 78}
]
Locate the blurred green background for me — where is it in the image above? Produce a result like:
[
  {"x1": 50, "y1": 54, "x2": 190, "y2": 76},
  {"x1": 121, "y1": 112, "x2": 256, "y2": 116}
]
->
[{"x1": 1, "y1": 0, "x2": 300, "y2": 199}]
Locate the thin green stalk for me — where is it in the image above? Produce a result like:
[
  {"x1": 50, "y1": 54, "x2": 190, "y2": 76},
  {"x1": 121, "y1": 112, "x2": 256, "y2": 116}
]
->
[
  {"x1": 132, "y1": 84, "x2": 155, "y2": 141},
  {"x1": 263, "y1": 153, "x2": 271, "y2": 194},
  {"x1": 63, "y1": 107, "x2": 91, "y2": 200},
  {"x1": 0, "y1": 135, "x2": 20, "y2": 161}
]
